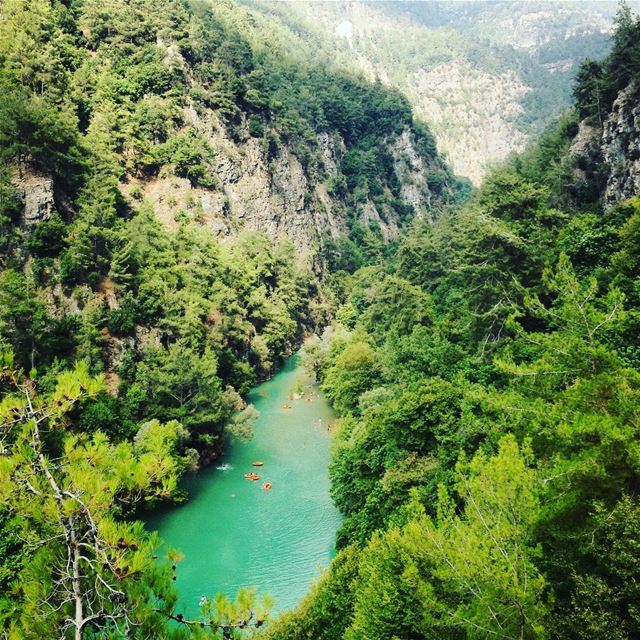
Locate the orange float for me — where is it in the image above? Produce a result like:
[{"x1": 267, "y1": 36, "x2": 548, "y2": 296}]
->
[{"x1": 262, "y1": 482, "x2": 272, "y2": 491}]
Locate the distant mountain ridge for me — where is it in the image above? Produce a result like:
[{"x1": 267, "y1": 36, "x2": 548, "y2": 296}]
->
[{"x1": 241, "y1": 0, "x2": 624, "y2": 184}]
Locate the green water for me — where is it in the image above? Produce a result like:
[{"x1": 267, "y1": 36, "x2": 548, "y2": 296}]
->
[{"x1": 145, "y1": 355, "x2": 342, "y2": 614}]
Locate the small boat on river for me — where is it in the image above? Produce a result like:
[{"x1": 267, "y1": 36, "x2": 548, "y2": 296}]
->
[
  {"x1": 244, "y1": 472, "x2": 260, "y2": 481},
  {"x1": 252, "y1": 461, "x2": 264, "y2": 467}
]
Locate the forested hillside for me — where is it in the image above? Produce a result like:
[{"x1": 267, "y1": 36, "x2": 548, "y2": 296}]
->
[
  {"x1": 265, "y1": 5, "x2": 640, "y2": 639},
  {"x1": 0, "y1": 0, "x2": 459, "y2": 458},
  {"x1": 241, "y1": 0, "x2": 620, "y2": 184},
  {"x1": 0, "y1": 0, "x2": 457, "y2": 636},
  {"x1": 2, "y1": 0, "x2": 640, "y2": 639}
]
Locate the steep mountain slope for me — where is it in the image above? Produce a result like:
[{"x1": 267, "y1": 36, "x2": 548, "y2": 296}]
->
[
  {"x1": 241, "y1": 0, "x2": 620, "y2": 184},
  {"x1": 569, "y1": 75, "x2": 640, "y2": 208},
  {"x1": 0, "y1": 1, "x2": 460, "y2": 636}
]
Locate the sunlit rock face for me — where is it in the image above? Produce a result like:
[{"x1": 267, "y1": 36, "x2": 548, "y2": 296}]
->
[
  {"x1": 122, "y1": 100, "x2": 444, "y2": 254},
  {"x1": 602, "y1": 81, "x2": 640, "y2": 207},
  {"x1": 11, "y1": 167, "x2": 55, "y2": 226}
]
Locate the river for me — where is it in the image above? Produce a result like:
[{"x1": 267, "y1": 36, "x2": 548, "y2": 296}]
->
[{"x1": 145, "y1": 354, "x2": 342, "y2": 615}]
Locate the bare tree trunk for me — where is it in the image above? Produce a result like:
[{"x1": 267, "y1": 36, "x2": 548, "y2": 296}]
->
[
  {"x1": 70, "y1": 520, "x2": 83, "y2": 640},
  {"x1": 596, "y1": 82, "x2": 603, "y2": 129},
  {"x1": 30, "y1": 404, "x2": 85, "y2": 640}
]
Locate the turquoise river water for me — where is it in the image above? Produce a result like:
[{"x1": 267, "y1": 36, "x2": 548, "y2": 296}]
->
[{"x1": 145, "y1": 355, "x2": 342, "y2": 615}]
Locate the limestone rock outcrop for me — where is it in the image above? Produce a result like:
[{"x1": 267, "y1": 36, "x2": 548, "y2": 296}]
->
[
  {"x1": 125, "y1": 105, "x2": 442, "y2": 254},
  {"x1": 11, "y1": 167, "x2": 55, "y2": 225},
  {"x1": 601, "y1": 82, "x2": 640, "y2": 206}
]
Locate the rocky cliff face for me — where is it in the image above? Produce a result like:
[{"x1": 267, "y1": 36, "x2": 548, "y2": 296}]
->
[
  {"x1": 11, "y1": 168, "x2": 55, "y2": 226},
  {"x1": 124, "y1": 106, "x2": 346, "y2": 251},
  {"x1": 601, "y1": 82, "x2": 640, "y2": 206},
  {"x1": 390, "y1": 129, "x2": 435, "y2": 221},
  {"x1": 568, "y1": 81, "x2": 640, "y2": 209},
  {"x1": 121, "y1": 105, "x2": 442, "y2": 254}
]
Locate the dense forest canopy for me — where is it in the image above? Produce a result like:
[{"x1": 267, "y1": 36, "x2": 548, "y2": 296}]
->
[
  {"x1": 0, "y1": 0, "x2": 457, "y2": 635},
  {"x1": 2, "y1": 0, "x2": 640, "y2": 638},
  {"x1": 0, "y1": 0, "x2": 457, "y2": 458}
]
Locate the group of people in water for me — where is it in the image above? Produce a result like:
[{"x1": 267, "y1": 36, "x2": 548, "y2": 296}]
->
[
  {"x1": 243, "y1": 461, "x2": 271, "y2": 490},
  {"x1": 221, "y1": 383, "x2": 325, "y2": 492},
  {"x1": 283, "y1": 389, "x2": 317, "y2": 409}
]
